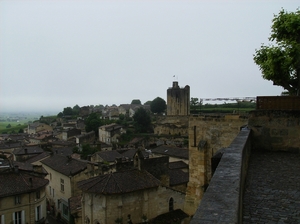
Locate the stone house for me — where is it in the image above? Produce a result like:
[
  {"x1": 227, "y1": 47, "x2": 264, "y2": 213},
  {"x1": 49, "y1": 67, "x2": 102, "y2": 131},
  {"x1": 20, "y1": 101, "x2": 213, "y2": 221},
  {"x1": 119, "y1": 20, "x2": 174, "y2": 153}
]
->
[
  {"x1": 78, "y1": 169, "x2": 187, "y2": 224},
  {"x1": 78, "y1": 150, "x2": 188, "y2": 224},
  {"x1": 41, "y1": 154, "x2": 98, "y2": 223},
  {"x1": 13, "y1": 146, "x2": 44, "y2": 162},
  {"x1": 27, "y1": 123, "x2": 53, "y2": 134},
  {"x1": 62, "y1": 128, "x2": 81, "y2": 141},
  {"x1": 0, "y1": 160, "x2": 49, "y2": 224},
  {"x1": 98, "y1": 123, "x2": 125, "y2": 145},
  {"x1": 75, "y1": 131, "x2": 95, "y2": 147}
]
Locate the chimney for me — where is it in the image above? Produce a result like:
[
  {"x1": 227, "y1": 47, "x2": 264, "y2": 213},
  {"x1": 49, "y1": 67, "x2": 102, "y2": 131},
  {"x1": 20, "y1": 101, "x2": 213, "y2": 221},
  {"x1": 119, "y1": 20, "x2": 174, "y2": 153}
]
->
[
  {"x1": 29, "y1": 177, "x2": 33, "y2": 187},
  {"x1": 24, "y1": 148, "x2": 28, "y2": 154}
]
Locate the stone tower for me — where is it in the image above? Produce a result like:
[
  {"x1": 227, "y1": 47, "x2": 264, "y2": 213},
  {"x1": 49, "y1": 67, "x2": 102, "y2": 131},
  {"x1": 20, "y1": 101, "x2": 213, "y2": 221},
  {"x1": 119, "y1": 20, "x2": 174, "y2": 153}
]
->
[{"x1": 167, "y1": 81, "x2": 190, "y2": 115}]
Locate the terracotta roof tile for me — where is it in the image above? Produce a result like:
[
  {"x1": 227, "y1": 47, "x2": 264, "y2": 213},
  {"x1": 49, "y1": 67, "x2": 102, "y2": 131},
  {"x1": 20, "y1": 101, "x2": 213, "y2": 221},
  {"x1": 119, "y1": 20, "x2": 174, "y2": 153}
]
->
[
  {"x1": 41, "y1": 154, "x2": 87, "y2": 176},
  {"x1": 169, "y1": 169, "x2": 189, "y2": 186},
  {"x1": 78, "y1": 169, "x2": 160, "y2": 194},
  {"x1": 0, "y1": 171, "x2": 49, "y2": 197}
]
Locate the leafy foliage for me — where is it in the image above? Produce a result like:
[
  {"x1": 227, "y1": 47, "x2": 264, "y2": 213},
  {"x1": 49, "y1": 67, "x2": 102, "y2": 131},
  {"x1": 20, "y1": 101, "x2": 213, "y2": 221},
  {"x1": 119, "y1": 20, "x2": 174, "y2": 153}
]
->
[
  {"x1": 85, "y1": 113, "x2": 102, "y2": 135},
  {"x1": 131, "y1": 99, "x2": 142, "y2": 105},
  {"x1": 133, "y1": 107, "x2": 152, "y2": 133},
  {"x1": 63, "y1": 107, "x2": 73, "y2": 116},
  {"x1": 144, "y1": 100, "x2": 152, "y2": 105},
  {"x1": 72, "y1": 104, "x2": 80, "y2": 115},
  {"x1": 150, "y1": 97, "x2": 166, "y2": 114},
  {"x1": 253, "y1": 9, "x2": 300, "y2": 95}
]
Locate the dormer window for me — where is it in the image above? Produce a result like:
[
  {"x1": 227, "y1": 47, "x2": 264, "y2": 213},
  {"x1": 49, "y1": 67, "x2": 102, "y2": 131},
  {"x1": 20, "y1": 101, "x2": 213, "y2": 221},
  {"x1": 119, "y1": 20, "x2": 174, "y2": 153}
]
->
[{"x1": 15, "y1": 195, "x2": 21, "y2": 205}]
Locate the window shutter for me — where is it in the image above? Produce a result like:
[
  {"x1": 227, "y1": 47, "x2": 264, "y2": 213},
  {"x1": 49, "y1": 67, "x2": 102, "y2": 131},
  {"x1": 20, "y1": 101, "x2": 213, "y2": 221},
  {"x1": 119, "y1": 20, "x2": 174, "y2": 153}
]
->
[
  {"x1": 21, "y1": 211, "x2": 25, "y2": 224},
  {"x1": 35, "y1": 207, "x2": 37, "y2": 221},
  {"x1": 12, "y1": 213, "x2": 15, "y2": 223},
  {"x1": 1, "y1": 214, "x2": 5, "y2": 224}
]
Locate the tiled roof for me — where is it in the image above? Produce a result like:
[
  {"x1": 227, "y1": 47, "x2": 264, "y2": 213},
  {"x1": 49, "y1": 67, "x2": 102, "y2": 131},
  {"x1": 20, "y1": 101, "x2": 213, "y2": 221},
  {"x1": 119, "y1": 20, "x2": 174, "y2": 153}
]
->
[
  {"x1": 12, "y1": 161, "x2": 48, "y2": 175},
  {"x1": 100, "y1": 123, "x2": 122, "y2": 132},
  {"x1": 78, "y1": 169, "x2": 160, "y2": 194},
  {"x1": 0, "y1": 171, "x2": 49, "y2": 197},
  {"x1": 169, "y1": 169, "x2": 189, "y2": 186},
  {"x1": 118, "y1": 148, "x2": 137, "y2": 159},
  {"x1": 169, "y1": 161, "x2": 188, "y2": 170},
  {"x1": 95, "y1": 150, "x2": 123, "y2": 162},
  {"x1": 41, "y1": 154, "x2": 87, "y2": 176},
  {"x1": 13, "y1": 146, "x2": 44, "y2": 155},
  {"x1": 52, "y1": 147, "x2": 73, "y2": 156},
  {"x1": 151, "y1": 145, "x2": 188, "y2": 159},
  {"x1": 25, "y1": 151, "x2": 51, "y2": 164}
]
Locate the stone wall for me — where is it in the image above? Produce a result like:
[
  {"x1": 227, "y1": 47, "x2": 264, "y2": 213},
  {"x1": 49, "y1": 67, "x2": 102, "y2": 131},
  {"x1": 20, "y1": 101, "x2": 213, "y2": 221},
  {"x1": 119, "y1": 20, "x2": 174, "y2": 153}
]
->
[
  {"x1": 82, "y1": 186, "x2": 186, "y2": 224},
  {"x1": 248, "y1": 110, "x2": 300, "y2": 152},
  {"x1": 184, "y1": 114, "x2": 248, "y2": 216},
  {"x1": 190, "y1": 129, "x2": 251, "y2": 223},
  {"x1": 153, "y1": 115, "x2": 189, "y2": 136}
]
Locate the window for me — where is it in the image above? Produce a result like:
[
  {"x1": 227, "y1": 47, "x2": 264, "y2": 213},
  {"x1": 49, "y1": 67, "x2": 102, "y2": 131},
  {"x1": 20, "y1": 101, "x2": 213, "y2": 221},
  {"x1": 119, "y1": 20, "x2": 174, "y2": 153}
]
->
[
  {"x1": 52, "y1": 189, "x2": 54, "y2": 197},
  {"x1": 49, "y1": 186, "x2": 51, "y2": 196},
  {"x1": 13, "y1": 211, "x2": 24, "y2": 224},
  {"x1": 60, "y1": 179, "x2": 64, "y2": 192},
  {"x1": 0, "y1": 214, "x2": 5, "y2": 224},
  {"x1": 36, "y1": 190, "x2": 40, "y2": 199},
  {"x1": 14, "y1": 196, "x2": 21, "y2": 205},
  {"x1": 36, "y1": 206, "x2": 41, "y2": 221},
  {"x1": 169, "y1": 197, "x2": 174, "y2": 211},
  {"x1": 49, "y1": 173, "x2": 52, "y2": 180},
  {"x1": 63, "y1": 204, "x2": 68, "y2": 217}
]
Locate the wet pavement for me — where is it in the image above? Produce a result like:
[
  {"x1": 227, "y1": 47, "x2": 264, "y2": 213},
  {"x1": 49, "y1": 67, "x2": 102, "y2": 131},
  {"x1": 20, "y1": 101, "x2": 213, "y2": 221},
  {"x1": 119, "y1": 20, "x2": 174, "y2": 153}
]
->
[{"x1": 243, "y1": 151, "x2": 300, "y2": 223}]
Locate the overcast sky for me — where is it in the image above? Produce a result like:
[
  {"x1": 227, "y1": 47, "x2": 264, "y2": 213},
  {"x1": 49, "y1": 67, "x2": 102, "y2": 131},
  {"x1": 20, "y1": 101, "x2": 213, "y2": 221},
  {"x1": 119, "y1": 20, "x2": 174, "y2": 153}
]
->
[{"x1": 0, "y1": 0, "x2": 299, "y2": 114}]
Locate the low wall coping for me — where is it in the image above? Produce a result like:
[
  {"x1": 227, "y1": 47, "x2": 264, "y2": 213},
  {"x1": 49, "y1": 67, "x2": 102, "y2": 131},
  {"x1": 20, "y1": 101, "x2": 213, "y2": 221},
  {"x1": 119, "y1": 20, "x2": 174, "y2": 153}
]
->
[{"x1": 190, "y1": 129, "x2": 251, "y2": 224}]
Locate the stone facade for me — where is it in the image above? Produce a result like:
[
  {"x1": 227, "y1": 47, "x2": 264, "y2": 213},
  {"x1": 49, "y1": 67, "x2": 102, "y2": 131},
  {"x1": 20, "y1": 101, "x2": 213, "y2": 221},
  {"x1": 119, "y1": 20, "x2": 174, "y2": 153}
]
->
[
  {"x1": 248, "y1": 110, "x2": 300, "y2": 152},
  {"x1": 184, "y1": 114, "x2": 248, "y2": 216},
  {"x1": 153, "y1": 115, "x2": 189, "y2": 136},
  {"x1": 81, "y1": 181, "x2": 185, "y2": 224},
  {"x1": 167, "y1": 81, "x2": 190, "y2": 116},
  {"x1": 0, "y1": 188, "x2": 48, "y2": 224}
]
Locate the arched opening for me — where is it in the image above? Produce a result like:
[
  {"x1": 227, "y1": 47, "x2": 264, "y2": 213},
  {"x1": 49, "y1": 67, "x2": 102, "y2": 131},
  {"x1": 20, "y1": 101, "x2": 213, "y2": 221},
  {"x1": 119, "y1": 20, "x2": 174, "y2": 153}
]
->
[{"x1": 169, "y1": 197, "x2": 174, "y2": 211}]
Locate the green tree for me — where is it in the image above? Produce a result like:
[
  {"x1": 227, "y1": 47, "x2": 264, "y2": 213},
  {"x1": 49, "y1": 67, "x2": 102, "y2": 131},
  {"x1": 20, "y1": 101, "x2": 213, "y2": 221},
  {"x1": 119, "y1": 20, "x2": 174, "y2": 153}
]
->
[
  {"x1": 85, "y1": 113, "x2": 102, "y2": 135},
  {"x1": 150, "y1": 97, "x2": 167, "y2": 114},
  {"x1": 63, "y1": 107, "x2": 73, "y2": 116},
  {"x1": 254, "y1": 9, "x2": 300, "y2": 95},
  {"x1": 190, "y1": 97, "x2": 199, "y2": 106},
  {"x1": 72, "y1": 104, "x2": 80, "y2": 115},
  {"x1": 57, "y1": 112, "x2": 63, "y2": 117},
  {"x1": 131, "y1": 99, "x2": 142, "y2": 105},
  {"x1": 133, "y1": 107, "x2": 152, "y2": 133},
  {"x1": 6, "y1": 124, "x2": 11, "y2": 128},
  {"x1": 144, "y1": 100, "x2": 152, "y2": 105}
]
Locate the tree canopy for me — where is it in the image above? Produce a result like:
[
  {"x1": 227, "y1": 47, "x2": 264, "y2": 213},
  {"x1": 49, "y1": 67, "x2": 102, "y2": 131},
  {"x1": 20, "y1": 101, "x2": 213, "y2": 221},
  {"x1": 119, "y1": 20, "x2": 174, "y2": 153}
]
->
[
  {"x1": 253, "y1": 9, "x2": 300, "y2": 96},
  {"x1": 133, "y1": 107, "x2": 152, "y2": 133},
  {"x1": 150, "y1": 97, "x2": 167, "y2": 114},
  {"x1": 63, "y1": 107, "x2": 73, "y2": 116},
  {"x1": 131, "y1": 99, "x2": 142, "y2": 105},
  {"x1": 85, "y1": 113, "x2": 102, "y2": 135}
]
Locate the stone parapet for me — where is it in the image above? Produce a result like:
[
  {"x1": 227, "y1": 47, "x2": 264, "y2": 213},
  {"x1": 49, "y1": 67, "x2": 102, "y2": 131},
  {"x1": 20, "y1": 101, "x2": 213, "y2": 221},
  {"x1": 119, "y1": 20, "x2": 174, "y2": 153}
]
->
[
  {"x1": 248, "y1": 110, "x2": 300, "y2": 152},
  {"x1": 190, "y1": 129, "x2": 251, "y2": 223}
]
